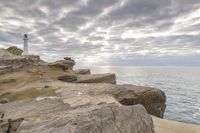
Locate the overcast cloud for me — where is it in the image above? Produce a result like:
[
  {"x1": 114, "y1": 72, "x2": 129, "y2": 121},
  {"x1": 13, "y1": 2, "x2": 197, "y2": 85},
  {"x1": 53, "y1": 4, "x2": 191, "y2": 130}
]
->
[{"x1": 0, "y1": 0, "x2": 200, "y2": 66}]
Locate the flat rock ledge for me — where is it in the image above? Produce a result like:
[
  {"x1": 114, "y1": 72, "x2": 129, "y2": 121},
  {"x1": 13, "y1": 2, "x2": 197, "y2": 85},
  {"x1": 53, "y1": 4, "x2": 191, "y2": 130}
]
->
[{"x1": 57, "y1": 73, "x2": 116, "y2": 84}]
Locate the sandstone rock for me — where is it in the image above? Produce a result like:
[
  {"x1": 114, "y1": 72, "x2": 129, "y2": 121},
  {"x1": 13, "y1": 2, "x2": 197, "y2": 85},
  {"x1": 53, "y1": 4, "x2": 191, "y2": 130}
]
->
[
  {"x1": 0, "y1": 99, "x2": 70, "y2": 119},
  {"x1": 0, "y1": 66, "x2": 12, "y2": 75},
  {"x1": 0, "y1": 118, "x2": 24, "y2": 133},
  {"x1": 0, "y1": 54, "x2": 43, "y2": 75},
  {"x1": 0, "y1": 52, "x2": 166, "y2": 132},
  {"x1": 0, "y1": 66, "x2": 12, "y2": 70},
  {"x1": 57, "y1": 74, "x2": 77, "y2": 82},
  {"x1": 75, "y1": 69, "x2": 91, "y2": 75},
  {"x1": 7, "y1": 46, "x2": 23, "y2": 56},
  {"x1": 0, "y1": 90, "x2": 155, "y2": 133},
  {"x1": 113, "y1": 85, "x2": 166, "y2": 118},
  {"x1": 76, "y1": 73, "x2": 116, "y2": 84},
  {"x1": 16, "y1": 103, "x2": 155, "y2": 133},
  {"x1": 55, "y1": 83, "x2": 117, "y2": 108},
  {"x1": 55, "y1": 82, "x2": 166, "y2": 118},
  {"x1": 48, "y1": 59, "x2": 75, "y2": 72}
]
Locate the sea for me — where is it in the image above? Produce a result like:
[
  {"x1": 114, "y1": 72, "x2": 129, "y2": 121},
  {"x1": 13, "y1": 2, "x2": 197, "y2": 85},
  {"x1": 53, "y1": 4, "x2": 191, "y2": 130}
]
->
[{"x1": 87, "y1": 66, "x2": 200, "y2": 125}]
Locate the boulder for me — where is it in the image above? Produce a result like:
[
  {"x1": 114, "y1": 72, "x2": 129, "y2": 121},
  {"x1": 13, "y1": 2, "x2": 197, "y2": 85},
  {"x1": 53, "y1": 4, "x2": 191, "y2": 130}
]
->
[
  {"x1": 75, "y1": 69, "x2": 91, "y2": 75},
  {"x1": 48, "y1": 58, "x2": 75, "y2": 72},
  {"x1": 57, "y1": 74, "x2": 77, "y2": 82},
  {"x1": 113, "y1": 85, "x2": 166, "y2": 118},
  {"x1": 76, "y1": 73, "x2": 116, "y2": 84}
]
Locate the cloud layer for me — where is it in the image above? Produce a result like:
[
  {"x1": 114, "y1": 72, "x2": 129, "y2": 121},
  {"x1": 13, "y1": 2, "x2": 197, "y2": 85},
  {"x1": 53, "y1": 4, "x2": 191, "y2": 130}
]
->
[{"x1": 0, "y1": 0, "x2": 200, "y2": 66}]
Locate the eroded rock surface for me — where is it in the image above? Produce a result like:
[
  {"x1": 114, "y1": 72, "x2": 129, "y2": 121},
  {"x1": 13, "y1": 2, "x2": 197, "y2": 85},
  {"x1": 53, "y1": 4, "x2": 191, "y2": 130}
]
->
[
  {"x1": 0, "y1": 49, "x2": 44, "y2": 75},
  {"x1": 113, "y1": 85, "x2": 166, "y2": 118},
  {"x1": 0, "y1": 100, "x2": 155, "y2": 133},
  {"x1": 0, "y1": 99, "x2": 70, "y2": 120},
  {"x1": 76, "y1": 73, "x2": 116, "y2": 84},
  {"x1": 0, "y1": 112, "x2": 24, "y2": 133},
  {"x1": 55, "y1": 82, "x2": 166, "y2": 117},
  {"x1": 48, "y1": 57, "x2": 75, "y2": 72},
  {"x1": 75, "y1": 69, "x2": 91, "y2": 75},
  {"x1": 57, "y1": 73, "x2": 116, "y2": 84}
]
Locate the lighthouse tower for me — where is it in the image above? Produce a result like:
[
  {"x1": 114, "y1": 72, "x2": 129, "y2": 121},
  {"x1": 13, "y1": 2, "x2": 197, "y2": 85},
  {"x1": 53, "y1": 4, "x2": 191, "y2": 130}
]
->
[{"x1": 23, "y1": 34, "x2": 28, "y2": 55}]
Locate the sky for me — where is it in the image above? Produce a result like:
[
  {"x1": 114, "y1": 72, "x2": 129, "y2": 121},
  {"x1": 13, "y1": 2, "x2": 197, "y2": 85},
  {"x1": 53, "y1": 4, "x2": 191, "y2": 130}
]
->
[{"x1": 0, "y1": 0, "x2": 200, "y2": 66}]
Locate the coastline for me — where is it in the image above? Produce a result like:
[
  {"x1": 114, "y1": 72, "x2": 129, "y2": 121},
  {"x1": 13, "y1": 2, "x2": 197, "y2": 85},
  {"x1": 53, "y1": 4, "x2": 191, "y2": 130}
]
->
[{"x1": 0, "y1": 50, "x2": 200, "y2": 132}]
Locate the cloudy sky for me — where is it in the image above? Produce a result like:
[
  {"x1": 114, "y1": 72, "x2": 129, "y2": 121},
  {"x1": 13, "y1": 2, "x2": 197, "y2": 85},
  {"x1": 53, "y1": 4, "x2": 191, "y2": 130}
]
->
[{"x1": 0, "y1": 0, "x2": 200, "y2": 66}]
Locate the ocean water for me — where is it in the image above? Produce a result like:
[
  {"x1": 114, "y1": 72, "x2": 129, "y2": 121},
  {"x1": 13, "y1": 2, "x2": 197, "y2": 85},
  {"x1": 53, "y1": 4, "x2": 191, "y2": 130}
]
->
[{"x1": 88, "y1": 66, "x2": 200, "y2": 125}]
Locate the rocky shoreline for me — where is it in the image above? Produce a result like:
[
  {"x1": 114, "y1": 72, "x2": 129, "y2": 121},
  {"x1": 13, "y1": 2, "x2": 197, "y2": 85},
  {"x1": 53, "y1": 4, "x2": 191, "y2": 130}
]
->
[{"x1": 0, "y1": 47, "x2": 199, "y2": 133}]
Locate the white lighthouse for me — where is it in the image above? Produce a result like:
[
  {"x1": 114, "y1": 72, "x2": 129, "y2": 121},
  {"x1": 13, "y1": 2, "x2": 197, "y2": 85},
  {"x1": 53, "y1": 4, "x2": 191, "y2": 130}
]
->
[{"x1": 23, "y1": 34, "x2": 28, "y2": 55}]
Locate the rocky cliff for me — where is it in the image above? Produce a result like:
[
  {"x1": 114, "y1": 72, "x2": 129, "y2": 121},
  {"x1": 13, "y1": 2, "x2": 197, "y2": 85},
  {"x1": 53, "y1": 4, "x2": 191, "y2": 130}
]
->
[
  {"x1": 0, "y1": 48, "x2": 44, "y2": 75},
  {"x1": 0, "y1": 50, "x2": 168, "y2": 133}
]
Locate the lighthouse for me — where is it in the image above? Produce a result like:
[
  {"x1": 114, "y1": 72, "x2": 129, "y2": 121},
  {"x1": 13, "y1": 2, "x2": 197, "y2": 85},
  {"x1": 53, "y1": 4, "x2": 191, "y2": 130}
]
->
[{"x1": 23, "y1": 34, "x2": 28, "y2": 55}]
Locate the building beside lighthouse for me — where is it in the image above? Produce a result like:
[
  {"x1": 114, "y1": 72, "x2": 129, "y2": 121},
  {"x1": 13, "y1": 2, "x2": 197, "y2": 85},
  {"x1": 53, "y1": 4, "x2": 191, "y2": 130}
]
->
[{"x1": 23, "y1": 34, "x2": 28, "y2": 55}]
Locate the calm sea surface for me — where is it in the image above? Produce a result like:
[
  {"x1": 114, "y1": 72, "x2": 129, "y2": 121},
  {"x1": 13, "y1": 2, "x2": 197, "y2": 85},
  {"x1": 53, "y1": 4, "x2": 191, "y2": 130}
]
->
[{"x1": 87, "y1": 66, "x2": 200, "y2": 124}]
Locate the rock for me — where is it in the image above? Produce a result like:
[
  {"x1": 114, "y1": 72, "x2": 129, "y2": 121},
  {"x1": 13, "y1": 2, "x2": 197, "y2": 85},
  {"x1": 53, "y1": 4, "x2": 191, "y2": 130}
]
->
[
  {"x1": 24, "y1": 55, "x2": 41, "y2": 64},
  {"x1": 64, "y1": 57, "x2": 72, "y2": 60},
  {"x1": 55, "y1": 82, "x2": 166, "y2": 118},
  {"x1": 48, "y1": 59, "x2": 75, "y2": 72},
  {"x1": 48, "y1": 61, "x2": 68, "y2": 71},
  {"x1": 113, "y1": 85, "x2": 166, "y2": 118},
  {"x1": 0, "y1": 112, "x2": 4, "y2": 121},
  {"x1": 0, "y1": 91, "x2": 155, "y2": 133},
  {"x1": 6, "y1": 102, "x2": 154, "y2": 133},
  {"x1": 0, "y1": 49, "x2": 15, "y2": 59},
  {"x1": 57, "y1": 74, "x2": 77, "y2": 82},
  {"x1": 75, "y1": 69, "x2": 91, "y2": 75},
  {"x1": 7, "y1": 46, "x2": 23, "y2": 56},
  {"x1": 0, "y1": 118, "x2": 24, "y2": 133},
  {"x1": 55, "y1": 83, "x2": 118, "y2": 108},
  {"x1": 0, "y1": 99, "x2": 70, "y2": 119},
  {"x1": 0, "y1": 66, "x2": 12, "y2": 75},
  {"x1": 0, "y1": 54, "x2": 43, "y2": 75},
  {"x1": 0, "y1": 52, "x2": 166, "y2": 132},
  {"x1": 76, "y1": 73, "x2": 116, "y2": 84},
  {"x1": 0, "y1": 66, "x2": 12, "y2": 70},
  {"x1": 0, "y1": 98, "x2": 9, "y2": 104}
]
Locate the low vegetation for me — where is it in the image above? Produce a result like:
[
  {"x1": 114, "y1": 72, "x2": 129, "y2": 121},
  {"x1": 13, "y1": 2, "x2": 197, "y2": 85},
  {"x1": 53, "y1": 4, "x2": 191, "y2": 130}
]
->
[{"x1": 7, "y1": 46, "x2": 23, "y2": 55}]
